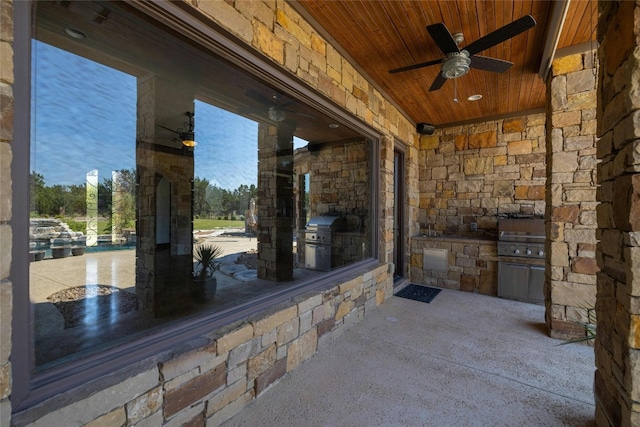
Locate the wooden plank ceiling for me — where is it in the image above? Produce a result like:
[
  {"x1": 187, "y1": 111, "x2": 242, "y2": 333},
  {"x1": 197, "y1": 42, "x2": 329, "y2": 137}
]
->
[{"x1": 295, "y1": 0, "x2": 597, "y2": 127}]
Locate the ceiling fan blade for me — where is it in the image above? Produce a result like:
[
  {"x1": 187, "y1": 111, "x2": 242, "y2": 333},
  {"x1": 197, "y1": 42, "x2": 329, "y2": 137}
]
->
[
  {"x1": 470, "y1": 55, "x2": 513, "y2": 73},
  {"x1": 429, "y1": 73, "x2": 447, "y2": 91},
  {"x1": 389, "y1": 58, "x2": 442, "y2": 74},
  {"x1": 427, "y1": 23, "x2": 460, "y2": 55},
  {"x1": 464, "y1": 15, "x2": 536, "y2": 56},
  {"x1": 156, "y1": 124, "x2": 180, "y2": 135}
]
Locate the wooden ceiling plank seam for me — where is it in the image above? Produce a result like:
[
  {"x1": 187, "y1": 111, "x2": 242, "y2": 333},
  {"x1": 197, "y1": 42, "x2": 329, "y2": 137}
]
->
[
  {"x1": 520, "y1": 1, "x2": 539, "y2": 113},
  {"x1": 403, "y1": 1, "x2": 440, "y2": 62},
  {"x1": 466, "y1": 0, "x2": 484, "y2": 101},
  {"x1": 498, "y1": 2, "x2": 518, "y2": 111},
  {"x1": 575, "y1": 1, "x2": 595, "y2": 46},
  {"x1": 480, "y1": 0, "x2": 498, "y2": 111},
  {"x1": 377, "y1": 1, "x2": 423, "y2": 67},
  {"x1": 511, "y1": 0, "x2": 527, "y2": 112},
  {"x1": 364, "y1": 2, "x2": 420, "y2": 74},
  {"x1": 457, "y1": 0, "x2": 476, "y2": 50},
  {"x1": 510, "y1": 1, "x2": 527, "y2": 115},
  {"x1": 523, "y1": 1, "x2": 548, "y2": 111},
  {"x1": 525, "y1": 3, "x2": 542, "y2": 113},
  {"x1": 564, "y1": 1, "x2": 586, "y2": 47},
  {"x1": 384, "y1": 1, "x2": 422, "y2": 65},
  {"x1": 437, "y1": 0, "x2": 462, "y2": 111}
]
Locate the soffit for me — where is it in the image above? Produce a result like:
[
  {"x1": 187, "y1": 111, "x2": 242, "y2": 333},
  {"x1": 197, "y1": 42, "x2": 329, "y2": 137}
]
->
[{"x1": 294, "y1": 0, "x2": 598, "y2": 127}]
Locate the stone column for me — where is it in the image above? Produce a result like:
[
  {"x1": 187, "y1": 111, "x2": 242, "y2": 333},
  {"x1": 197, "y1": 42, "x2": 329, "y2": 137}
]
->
[
  {"x1": 594, "y1": 1, "x2": 640, "y2": 425},
  {"x1": 545, "y1": 47, "x2": 599, "y2": 339},
  {"x1": 136, "y1": 75, "x2": 195, "y2": 316},
  {"x1": 257, "y1": 123, "x2": 294, "y2": 281},
  {"x1": 0, "y1": 0, "x2": 14, "y2": 414}
]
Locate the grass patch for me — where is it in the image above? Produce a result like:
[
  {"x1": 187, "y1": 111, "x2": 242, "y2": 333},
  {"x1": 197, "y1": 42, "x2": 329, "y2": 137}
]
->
[
  {"x1": 194, "y1": 219, "x2": 244, "y2": 230},
  {"x1": 61, "y1": 217, "x2": 243, "y2": 233}
]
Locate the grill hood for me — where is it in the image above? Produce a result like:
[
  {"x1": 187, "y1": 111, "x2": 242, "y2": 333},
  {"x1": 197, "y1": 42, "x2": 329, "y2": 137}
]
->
[{"x1": 306, "y1": 215, "x2": 348, "y2": 230}]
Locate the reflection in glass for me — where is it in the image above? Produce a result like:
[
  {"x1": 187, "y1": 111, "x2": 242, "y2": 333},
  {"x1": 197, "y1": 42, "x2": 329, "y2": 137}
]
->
[{"x1": 30, "y1": 1, "x2": 373, "y2": 373}]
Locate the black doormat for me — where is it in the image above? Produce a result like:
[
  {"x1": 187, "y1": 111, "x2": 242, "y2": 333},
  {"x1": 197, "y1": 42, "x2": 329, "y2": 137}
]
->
[{"x1": 395, "y1": 284, "x2": 441, "y2": 304}]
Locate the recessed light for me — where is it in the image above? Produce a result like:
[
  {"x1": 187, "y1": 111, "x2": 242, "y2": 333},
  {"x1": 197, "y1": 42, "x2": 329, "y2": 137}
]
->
[
  {"x1": 64, "y1": 28, "x2": 86, "y2": 40},
  {"x1": 328, "y1": 123, "x2": 339, "y2": 129},
  {"x1": 467, "y1": 94, "x2": 482, "y2": 101}
]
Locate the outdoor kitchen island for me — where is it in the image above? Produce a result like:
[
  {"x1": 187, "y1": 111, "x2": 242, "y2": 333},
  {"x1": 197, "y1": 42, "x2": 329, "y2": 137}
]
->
[{"x1": 410, "y1": 234, "x2": 499, "y2": 296}]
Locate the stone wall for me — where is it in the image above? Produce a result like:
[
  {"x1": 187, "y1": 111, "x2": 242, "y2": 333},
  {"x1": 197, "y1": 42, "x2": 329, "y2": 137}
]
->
[
  {"x1": 545, "y1": 48, "x2": 599, "y2": 340},
  {"x1": 418, "y1": 113, "x2": 546, "y2": 236},
  {"x1": 411, "y1": 236, "x2": 498, "y2": 295},
  {"x1": 0, "y1": 0, "x2": 13, "y2": 424},
  {"x1": 594, "y1": 1, "x2": 640, "y2": 425},
  {"x1": 136, "y1": 142, "x2": 195, "y2": 317},
  {"x1": 257, "y1": 123, "x2": 295, "y2": 281}
]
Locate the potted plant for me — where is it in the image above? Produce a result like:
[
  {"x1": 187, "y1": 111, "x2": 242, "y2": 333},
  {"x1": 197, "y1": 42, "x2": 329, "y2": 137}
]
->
[{"x1": 192, "y1": 244, "x2": 223, "y2": 302}]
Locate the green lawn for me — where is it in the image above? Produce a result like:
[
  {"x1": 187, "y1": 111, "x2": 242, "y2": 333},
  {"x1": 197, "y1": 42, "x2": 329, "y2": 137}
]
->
[
  {"x1": 193, "y1": 219, "x2": 244, "y2": 230},
  {"x1": 59, "y1": 217, "x2": 243, "y2": 233}
]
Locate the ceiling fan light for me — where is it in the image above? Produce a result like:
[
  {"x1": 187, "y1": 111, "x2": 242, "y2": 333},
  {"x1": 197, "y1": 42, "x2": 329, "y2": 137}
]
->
[
  {"x1": 442, "y1": 53, "x2": 471, "y2": 79},
  {"x1": 268, "y1": 106, "x2": 286, "y2": 122},
  {"x1": 180, "y1": 131, "x2": 196, "y2": 147}
]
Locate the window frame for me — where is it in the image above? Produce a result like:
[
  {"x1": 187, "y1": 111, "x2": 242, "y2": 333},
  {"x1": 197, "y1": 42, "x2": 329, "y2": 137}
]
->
[{"x1": 11, "y1": 0, "x2": 382, "y2": 411}]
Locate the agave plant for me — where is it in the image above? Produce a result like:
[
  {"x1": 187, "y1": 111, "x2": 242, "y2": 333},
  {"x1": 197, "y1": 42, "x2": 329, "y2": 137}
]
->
[{"x1": 193, "y1": 244, "x2": 223, "y2": 280}]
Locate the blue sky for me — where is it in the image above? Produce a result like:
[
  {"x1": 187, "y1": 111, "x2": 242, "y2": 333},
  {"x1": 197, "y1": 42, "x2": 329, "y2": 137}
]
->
[{"x1": 30, "y1": 40, "x2": 274, "y2": 190}]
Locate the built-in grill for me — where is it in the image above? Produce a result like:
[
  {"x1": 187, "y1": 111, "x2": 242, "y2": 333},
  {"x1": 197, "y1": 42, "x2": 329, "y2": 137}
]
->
[
  {"x1": 497, "y1": 218, "x2": 546, "y2": 304},
  {"x1": 305, "y1": 215, "x2": 347, "y2": 271}
]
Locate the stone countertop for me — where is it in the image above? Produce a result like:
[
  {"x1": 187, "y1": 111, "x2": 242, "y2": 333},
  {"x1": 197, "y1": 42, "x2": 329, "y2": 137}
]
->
[{"x1": 412, "y1": 233, "x2": 497, "y2": 243}]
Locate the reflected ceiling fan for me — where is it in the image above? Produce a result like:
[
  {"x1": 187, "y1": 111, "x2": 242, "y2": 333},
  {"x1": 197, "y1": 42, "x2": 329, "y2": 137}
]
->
[
  {"x1": 389, "y1": 15, "x2": 536, "y2": 92},
  {"x1": 241, "y1": 89, "x2": 314, "y2": 123}
]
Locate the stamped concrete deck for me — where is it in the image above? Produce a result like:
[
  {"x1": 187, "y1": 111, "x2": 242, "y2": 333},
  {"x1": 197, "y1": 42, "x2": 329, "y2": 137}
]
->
[{"x1": 225, "y1": 289, "x2": 596, "y2": 426}]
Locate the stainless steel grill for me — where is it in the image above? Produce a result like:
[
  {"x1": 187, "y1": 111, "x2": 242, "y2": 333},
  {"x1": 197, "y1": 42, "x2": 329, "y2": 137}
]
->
[
  {"x1": 497, "y1": 218, "x2": 546, "y2": 304},
  {"x1": 305, "y1": 215, "x2": 347, "y2": 271}
]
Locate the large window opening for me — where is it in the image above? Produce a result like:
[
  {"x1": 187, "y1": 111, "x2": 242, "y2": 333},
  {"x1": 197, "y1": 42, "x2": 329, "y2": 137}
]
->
[{"x1": 25, "y1": 0, "x2": 377, "y2": 384}]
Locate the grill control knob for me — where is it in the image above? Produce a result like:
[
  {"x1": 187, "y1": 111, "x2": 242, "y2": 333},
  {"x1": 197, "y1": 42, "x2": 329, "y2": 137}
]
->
[
  {"x1": 526, "y1": 249, "x2": 532, "y2": 255},
  {"x1": 538, "y1": 250, "x2": 544, "y2": 256},
  {"x1": 514, "y1": 249, "x2": 520, "y2": 255}
]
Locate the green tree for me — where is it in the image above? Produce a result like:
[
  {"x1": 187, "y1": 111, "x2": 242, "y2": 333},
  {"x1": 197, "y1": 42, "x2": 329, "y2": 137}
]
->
[
  {"x1": 193, "y1": 177, "x2": 210, "y2": 217},
  {"x1": 30, "y1": 172, "x2": 50, "y2": 215},
  {"x1": 100, "y1": 169, "x2": 137, "y2": 233}
]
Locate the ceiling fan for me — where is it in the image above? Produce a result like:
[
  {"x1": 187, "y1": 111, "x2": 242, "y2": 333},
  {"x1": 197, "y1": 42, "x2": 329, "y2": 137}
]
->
[{"x1": 389, "y1": 15, "x2": 536, "y2": 91}]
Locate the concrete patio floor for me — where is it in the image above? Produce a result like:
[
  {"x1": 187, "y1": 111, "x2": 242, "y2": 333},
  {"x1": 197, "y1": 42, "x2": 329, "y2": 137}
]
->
[{"x1": 225, "y1": 289, "x2": 595, "y2": 426}]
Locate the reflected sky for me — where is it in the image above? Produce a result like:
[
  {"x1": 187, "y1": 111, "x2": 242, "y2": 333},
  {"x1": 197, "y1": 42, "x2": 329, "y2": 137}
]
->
[{"x1": 30, "y1": 40, "x2": 303, "y2": 190}]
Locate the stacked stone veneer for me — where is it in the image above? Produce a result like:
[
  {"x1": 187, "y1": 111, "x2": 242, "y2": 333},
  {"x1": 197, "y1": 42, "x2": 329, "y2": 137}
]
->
[
  {"x1": 418, "y1": 113, "x2": 546, "y2": 236},
  {"x1": 411, "y1": 236, "x2": 498, "y2": 295},
  {"x1": 257, "y1": 123, "x2": 295, "y2": 281},
  {"x1": 308, "y1": 139, "x2": 371, "y2": 263},
  {"x1": 294, "y1": 139, "x2": 371, "y2": 267},
  {"x1": 411, "y1": 113, "x2": 546, "y2": 294},
  {"x1": 12, "y1": 264, "x2": 390, "y2": 426},
  {"x1": 5, "y1": 1, "x2": 403, "y2": 425},
  {"x1": 136, "y1": 142, "x2": 195, "y2": 317},
  {"x1": 594, "y1": 1, "x2": 640, "y2": 425},
  {"x1": 0, "y1": 0, "x2": 14, "y2": 423},
  {"x1": 307, "y1": 140, "x2": 370, "y2": 218},
  {"x1": 545, "y1": 48, "x2": 599, "y2": 340}
]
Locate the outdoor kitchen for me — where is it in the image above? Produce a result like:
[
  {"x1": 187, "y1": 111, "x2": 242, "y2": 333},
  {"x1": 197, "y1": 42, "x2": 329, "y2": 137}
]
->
[{"x1": 296, "y1": 139, "x2": 371, "y2": 272}]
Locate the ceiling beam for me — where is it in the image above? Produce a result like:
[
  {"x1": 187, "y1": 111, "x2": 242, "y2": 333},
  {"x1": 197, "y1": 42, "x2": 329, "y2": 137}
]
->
[{"x1": 538, "y1": 0, "x2": 571, "y2": 81}]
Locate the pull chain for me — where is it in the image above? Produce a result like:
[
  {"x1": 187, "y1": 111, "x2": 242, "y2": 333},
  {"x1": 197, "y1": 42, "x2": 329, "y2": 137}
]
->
[{"x1": 453, "y1": 78, "x2": 459, "y2": 103}]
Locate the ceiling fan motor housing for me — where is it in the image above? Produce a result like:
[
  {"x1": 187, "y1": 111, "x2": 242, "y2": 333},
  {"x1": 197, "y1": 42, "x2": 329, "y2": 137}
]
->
[{"x1": 442, "y1": 50, "x2": 471, "y2": 79}]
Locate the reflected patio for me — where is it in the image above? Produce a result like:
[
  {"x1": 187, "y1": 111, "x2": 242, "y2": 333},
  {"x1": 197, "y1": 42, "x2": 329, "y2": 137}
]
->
[{"x1": 30, "y1": 227, "x2": 321, "y2": 371}]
